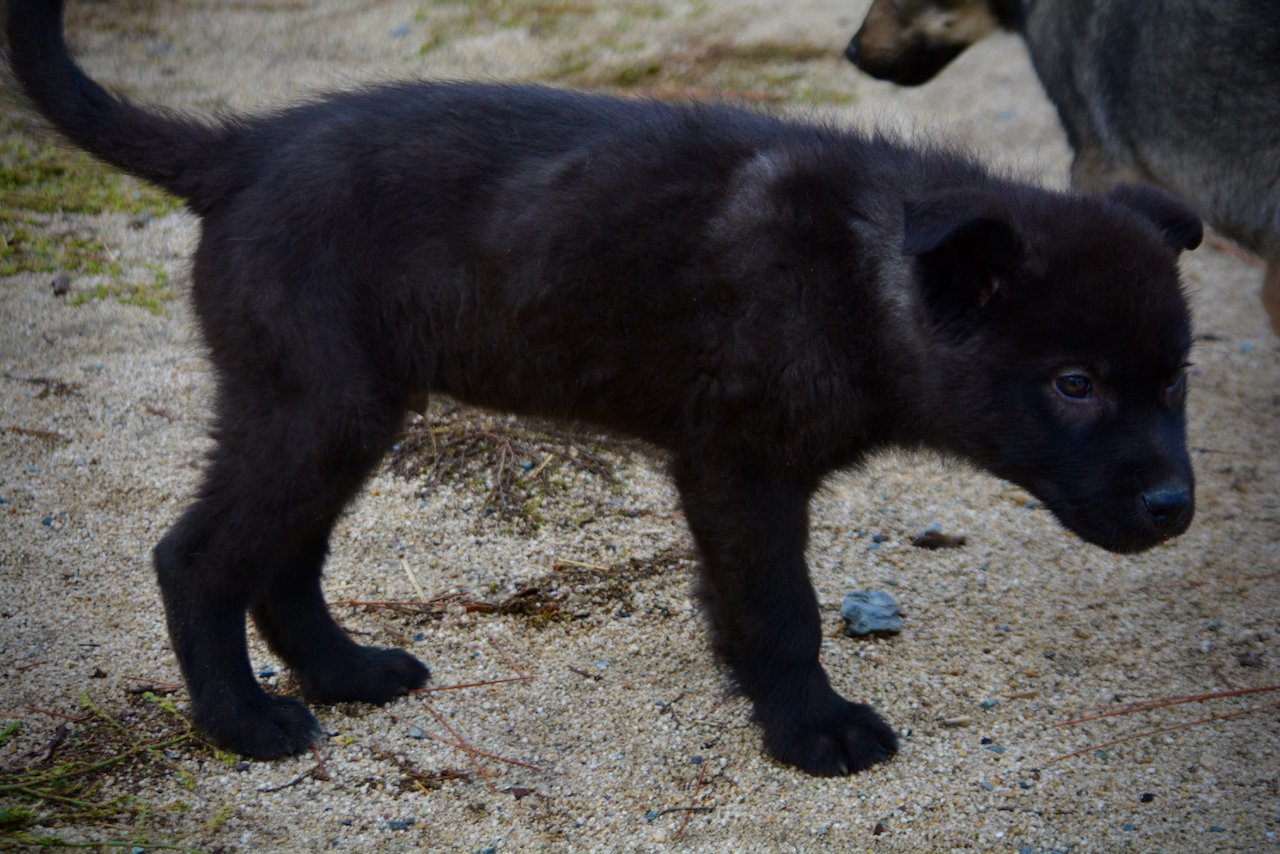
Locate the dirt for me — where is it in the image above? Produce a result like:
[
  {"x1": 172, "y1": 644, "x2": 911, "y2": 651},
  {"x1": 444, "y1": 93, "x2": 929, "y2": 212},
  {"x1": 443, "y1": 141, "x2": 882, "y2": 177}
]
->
[{"x1": 1, "y1": 1, "x2": 1277, "y2": 851}]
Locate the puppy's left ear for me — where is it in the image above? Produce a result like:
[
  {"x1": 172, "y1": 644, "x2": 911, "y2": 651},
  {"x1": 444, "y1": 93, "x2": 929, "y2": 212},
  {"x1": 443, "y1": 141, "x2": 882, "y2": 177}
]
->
[
  {"x1": 1107, "y1": 184, "x2": 1203, "y2": 252},
  {"x1": 902, "y1": 188, "x2": 1024, "y2": 312}
]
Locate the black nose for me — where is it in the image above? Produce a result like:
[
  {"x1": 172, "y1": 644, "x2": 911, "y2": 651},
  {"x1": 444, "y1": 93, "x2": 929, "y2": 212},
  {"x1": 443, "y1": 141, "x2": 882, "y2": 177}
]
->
[
  {"x1": 1141, "y1": 485, "x2": 1193, "y2": 531},
  {"x1": 845, "y1": 37, "x2": 860, "y2": 65}
]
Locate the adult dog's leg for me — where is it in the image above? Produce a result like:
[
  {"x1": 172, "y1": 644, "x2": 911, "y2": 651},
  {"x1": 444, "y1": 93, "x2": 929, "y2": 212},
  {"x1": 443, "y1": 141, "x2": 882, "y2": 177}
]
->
[
  {"x1": 1262, "y1": 260, "x2": 1280, "y2": 336},
  {"x1": 154, "y1": 381, "x2": 425, "y2": 759},
  {"x1": 674, "y1": 456, "x2": 897, "y2": 776}
]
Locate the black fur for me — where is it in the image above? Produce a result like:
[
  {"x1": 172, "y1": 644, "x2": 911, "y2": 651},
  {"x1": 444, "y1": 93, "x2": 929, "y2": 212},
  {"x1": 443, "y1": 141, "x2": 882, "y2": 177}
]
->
[{"x1": 9, "y1": 0, "x2": 1201, "y2": 775}]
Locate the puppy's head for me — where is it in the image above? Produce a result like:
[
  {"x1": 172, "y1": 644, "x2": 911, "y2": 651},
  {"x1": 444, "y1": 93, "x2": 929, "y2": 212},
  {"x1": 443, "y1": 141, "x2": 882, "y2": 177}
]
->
[
  {"x1": 846, "y1": 0, "x2": 1007, "y2": 86},
  {"x1": 902, "y1": 182, "x2": 1203, "y2": 553}
]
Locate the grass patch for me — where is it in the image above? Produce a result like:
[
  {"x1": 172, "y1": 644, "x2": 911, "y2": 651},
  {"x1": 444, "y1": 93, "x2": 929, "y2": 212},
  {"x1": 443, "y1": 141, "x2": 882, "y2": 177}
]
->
[
  {"x1": 0, "y1": 692, "x2": 219, "y2": 851},
  {"x1": 0, "y1": 223, "x2": 122, "y2": 279},
  {"x1": 1, "y1": 109, "x2": 181, "y2": 312},
  {"x1": 68, "y1": 263, "x2": 176, "y2": 315},
  {"x1": 0, "y1": 112, "x2": 179, "y2": 218}
]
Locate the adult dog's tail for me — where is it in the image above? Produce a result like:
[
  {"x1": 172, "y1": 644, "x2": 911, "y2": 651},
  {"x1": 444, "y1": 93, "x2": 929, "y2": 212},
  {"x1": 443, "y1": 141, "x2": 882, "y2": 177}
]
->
[{"x1": 8, "y1": 0, "x2": 238, "y2": 215}]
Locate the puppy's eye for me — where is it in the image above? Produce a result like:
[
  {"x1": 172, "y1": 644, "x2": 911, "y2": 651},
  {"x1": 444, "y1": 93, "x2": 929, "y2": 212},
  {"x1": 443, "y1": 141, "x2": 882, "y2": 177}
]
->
[
  {"x1": 1165, "y1": 369, "x2": 1188, "y2": 402},
  {"x1": 1054, "y1": 373, "x2": 1093, "y2": 400}
]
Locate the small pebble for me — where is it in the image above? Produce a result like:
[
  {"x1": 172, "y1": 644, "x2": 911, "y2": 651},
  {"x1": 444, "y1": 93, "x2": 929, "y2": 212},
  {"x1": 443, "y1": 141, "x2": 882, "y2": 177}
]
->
[
  {"x1": 51, "y1": 273, "x2": 71, "y2": 297},
  {"x1": 841, "y1": 590, "x2": 902, "y2": 636},
  {"x1": 941, "y1": 716, "x2": 972, "y2": 728},
  {"x1": 911, "y1": 526, "x2": 966, "y2": 549},
  {"x1": 386, "y1": 819, "x2": 414, "y2": 831},
  {"x1": 389, "y1": 24, "x2": 411, "y2": 37}
]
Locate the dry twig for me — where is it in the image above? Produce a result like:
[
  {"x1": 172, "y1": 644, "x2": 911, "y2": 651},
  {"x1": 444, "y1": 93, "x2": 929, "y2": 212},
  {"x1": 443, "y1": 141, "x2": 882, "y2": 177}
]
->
[
  {"x1": 1048, "y1": 699, "x2": 1280, "y2": 765},
  {"x1": 673, "y1": 761, "x2": 709, "y2": 840},
  {"x1": 1058, "y1": 684, "x2": 1280, "y2": 727}
]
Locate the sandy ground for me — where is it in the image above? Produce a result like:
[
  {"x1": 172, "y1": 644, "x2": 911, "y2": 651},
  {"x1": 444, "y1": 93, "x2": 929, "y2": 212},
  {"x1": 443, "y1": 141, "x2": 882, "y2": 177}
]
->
[{"x1": 1, "y1": 1, "x2": 1278, "y2": 851}]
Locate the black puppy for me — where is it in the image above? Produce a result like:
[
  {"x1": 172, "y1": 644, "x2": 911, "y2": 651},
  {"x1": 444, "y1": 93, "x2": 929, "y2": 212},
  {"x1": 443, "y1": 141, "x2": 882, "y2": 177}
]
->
[{"x1": 10, "y1": 0, "x2": 1201, "y2": 776}]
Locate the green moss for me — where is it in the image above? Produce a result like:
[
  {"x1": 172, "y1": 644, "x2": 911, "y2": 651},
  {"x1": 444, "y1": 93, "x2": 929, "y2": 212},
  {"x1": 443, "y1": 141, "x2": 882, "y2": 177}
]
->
[
  {"x1": 0, "y1": 111, "x2": 181, "y2": 313},
  {"x1": 0, "y1": 113, "x2": 180, "y2": 217},
  {"x1": 0, "y1": 225, "x2": 122, "y2": 278},
  {"x1": 67, "y1": 263, "x2": 175, "y2": 315},
  {"x1": 607, "y1": 59, "x2": 664, "y2": 88}
]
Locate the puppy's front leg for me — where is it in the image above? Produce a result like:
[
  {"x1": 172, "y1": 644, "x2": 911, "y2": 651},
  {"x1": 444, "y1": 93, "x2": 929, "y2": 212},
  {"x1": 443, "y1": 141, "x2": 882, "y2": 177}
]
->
[{"x1": 674, "y1": 457, "x2": 897, "y2": 776}]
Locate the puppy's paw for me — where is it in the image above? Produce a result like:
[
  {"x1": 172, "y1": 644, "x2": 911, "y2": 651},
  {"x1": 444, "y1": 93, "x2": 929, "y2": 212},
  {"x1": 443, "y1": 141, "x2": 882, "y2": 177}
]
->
[
  {"x1": 299, "y1": 646, "x2": 430, "y2": 705},
  {"x1": 763, "y1": 699, "x2": 897, "y2": 777},
  {"x1": 197, "y1": 693, "x2": 321, "y2": 760}
]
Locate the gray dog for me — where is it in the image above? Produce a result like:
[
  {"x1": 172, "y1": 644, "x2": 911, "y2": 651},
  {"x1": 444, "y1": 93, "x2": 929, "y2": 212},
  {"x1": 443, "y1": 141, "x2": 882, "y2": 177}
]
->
[{"x1": 847, "y1": 0, "x2": 1280, "y2": 332}]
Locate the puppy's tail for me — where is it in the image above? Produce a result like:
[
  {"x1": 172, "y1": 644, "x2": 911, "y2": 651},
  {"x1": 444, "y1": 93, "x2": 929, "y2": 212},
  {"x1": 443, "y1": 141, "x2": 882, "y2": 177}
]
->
[{"x1": 8, "y1": 0, "x2": 238, "y2": 215}]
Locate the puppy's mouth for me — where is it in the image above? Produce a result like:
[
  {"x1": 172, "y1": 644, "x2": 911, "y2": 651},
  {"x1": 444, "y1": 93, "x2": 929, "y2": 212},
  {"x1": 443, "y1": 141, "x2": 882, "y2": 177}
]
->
[{"x1": 1030, "y1": 486, "x2": 1195, "y2": 555}]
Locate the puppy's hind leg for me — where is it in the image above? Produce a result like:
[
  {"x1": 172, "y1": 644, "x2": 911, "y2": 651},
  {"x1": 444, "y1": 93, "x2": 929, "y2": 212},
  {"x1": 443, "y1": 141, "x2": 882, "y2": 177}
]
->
[
  {"x1": 155, "y1": 380, "x2": 426, "y2": 759},
  {"x1": 251, "y1": 534, "x2": 430, "y2": 706}
]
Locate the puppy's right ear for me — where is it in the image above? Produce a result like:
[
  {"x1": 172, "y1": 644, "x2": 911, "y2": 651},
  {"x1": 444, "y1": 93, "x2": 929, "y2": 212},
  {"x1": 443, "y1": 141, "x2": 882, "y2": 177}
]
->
[{"x1": 902, "y1": 188, "x2": 1024, "y2": 314}]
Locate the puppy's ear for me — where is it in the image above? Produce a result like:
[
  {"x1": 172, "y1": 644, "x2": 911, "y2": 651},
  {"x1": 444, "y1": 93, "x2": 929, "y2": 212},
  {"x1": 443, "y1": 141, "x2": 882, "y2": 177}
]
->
[
  {"x1": 902, "y1": 188, "x2": 1024, "y2": 313},
  {"x1": 1107, "y1": 184, "x2": 1203, "y2": 252}
]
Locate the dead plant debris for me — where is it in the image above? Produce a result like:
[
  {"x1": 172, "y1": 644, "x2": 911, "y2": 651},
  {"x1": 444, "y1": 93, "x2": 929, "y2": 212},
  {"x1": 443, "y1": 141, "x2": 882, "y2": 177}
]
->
[{"x1": 387, "y1": 402, "x2": 635, "y2": 533}]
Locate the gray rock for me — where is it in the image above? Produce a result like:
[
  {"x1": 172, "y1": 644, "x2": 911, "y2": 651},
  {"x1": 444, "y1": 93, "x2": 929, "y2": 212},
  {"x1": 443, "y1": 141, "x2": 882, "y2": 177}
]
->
[{"x1": 841, "y1": 590, "x2": 902, "y2": 636}]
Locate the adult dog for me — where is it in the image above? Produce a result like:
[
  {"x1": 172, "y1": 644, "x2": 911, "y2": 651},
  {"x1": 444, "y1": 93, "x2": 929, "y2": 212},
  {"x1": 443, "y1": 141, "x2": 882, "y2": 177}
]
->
[{"x1": 846, "y1": 0, "x2": 1280, "y2": 332}]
